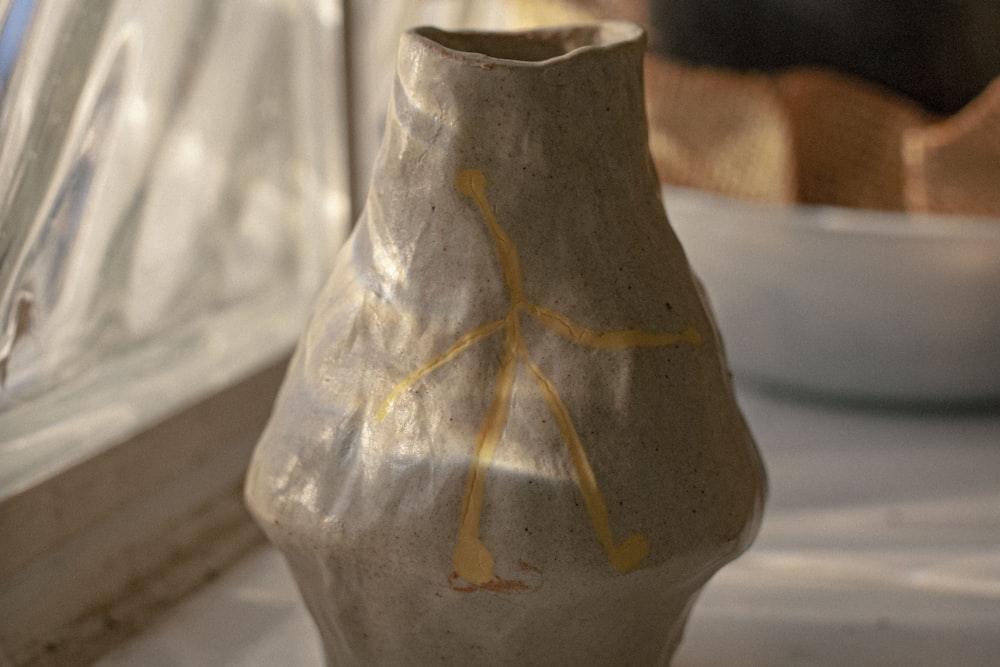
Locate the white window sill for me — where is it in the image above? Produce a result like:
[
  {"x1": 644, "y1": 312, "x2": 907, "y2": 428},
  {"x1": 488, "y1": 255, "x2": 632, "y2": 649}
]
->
[
  {"x1": 92, "y1": 386, "x2": 1000, "y2": 667},
  {"x1": 0, "y1": 358, "x2": 289, "y2": 666}
]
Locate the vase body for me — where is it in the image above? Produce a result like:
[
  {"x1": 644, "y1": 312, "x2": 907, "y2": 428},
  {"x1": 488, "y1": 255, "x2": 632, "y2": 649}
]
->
[{"x1": 245, "y1": 21, "x2": 765, "y2": 666}]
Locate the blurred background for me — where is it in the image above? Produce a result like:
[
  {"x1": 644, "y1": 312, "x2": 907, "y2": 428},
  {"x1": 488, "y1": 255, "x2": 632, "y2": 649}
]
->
[{"x1": 1, "y1": 1, "x2": 998, "y2": 665}]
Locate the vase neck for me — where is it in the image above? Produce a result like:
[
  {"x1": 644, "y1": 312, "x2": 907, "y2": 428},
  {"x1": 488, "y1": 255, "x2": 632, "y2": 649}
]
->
[
  {"x1": 388, "y1": 22, "x2": 651, "y2": 189},
  {"x1": 360, "y1": 22, "x2": 669, "y2": 313}
]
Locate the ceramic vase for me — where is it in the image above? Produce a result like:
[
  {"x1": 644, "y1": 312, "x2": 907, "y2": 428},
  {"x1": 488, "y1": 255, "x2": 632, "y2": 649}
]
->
[{"x1": 245, "y1": 21, "x2": 765, "y2": 666}]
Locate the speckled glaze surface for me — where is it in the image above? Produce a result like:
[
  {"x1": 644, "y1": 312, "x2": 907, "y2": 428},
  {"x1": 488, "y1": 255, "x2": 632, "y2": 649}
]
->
[{"x1": 245, "y1": 21, "x2": 765, "y2": 666}]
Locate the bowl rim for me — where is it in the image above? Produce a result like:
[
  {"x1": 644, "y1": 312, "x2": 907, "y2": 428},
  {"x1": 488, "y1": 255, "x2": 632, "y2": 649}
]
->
[{"x1": 662, "y1": 184, "x2": 1000, "y2": 241}]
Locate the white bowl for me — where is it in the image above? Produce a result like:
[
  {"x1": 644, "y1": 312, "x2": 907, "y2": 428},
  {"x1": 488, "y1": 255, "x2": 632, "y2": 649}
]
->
[{"x1": 665, "y1": 186, "x2": 1000, "y2": 405}]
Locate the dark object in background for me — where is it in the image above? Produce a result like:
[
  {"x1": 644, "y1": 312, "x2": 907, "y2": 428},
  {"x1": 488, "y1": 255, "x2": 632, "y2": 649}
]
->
[{"x1": 648, "y1": 0, "x2": 1000, "y2": 114}]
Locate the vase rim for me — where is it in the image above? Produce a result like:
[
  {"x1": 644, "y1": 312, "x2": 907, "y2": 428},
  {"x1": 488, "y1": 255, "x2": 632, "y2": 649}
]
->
[{"x1": 408, "y1": 21, "x2": 645, "y2": 69}]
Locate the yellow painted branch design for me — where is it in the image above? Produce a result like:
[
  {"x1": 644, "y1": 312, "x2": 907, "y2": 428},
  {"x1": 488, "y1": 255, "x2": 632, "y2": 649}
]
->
[{"x1": 376, "y1": 168, "x2": 702, "y2": 585}]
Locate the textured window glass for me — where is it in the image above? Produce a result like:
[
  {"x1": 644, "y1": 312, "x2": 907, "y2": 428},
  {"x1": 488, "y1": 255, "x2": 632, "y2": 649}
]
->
[{"x1": 0, "y1": 0, "x2": 350, "y2": 496}]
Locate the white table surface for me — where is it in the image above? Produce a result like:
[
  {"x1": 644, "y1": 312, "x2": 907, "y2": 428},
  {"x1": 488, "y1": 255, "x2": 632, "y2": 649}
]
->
[{"x1": 97, "y1": 385, "x2": 1000, "y2": 666}]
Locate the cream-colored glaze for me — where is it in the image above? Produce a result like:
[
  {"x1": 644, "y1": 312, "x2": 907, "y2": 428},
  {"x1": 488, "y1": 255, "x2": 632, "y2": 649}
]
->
[
  {"x1": 377, "y1": 168, "x2": 702, "y2": 584},
  {"x1": 246, "y1": 22, "x2": 765, "y2": 666}
]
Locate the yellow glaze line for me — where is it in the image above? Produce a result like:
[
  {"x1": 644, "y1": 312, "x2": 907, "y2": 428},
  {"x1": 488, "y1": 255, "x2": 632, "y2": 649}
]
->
[
  {"x1": 374, "y1": 318, "x2": 505, "y2": 423},
  {"x1": 377, "y1": 168, "x2": 702, "y2": 585},
  {"x1": 457, "y1": 168, "x2": 524, "y2": 301},
  {"x1": 527, "y1": 303, "x2": 703, "y2": 349},
  {"x1": 523, "y1": 353, "x2": 650, "y2": 573},
  {"x1": 453, "y1": 315, "x2": 520, "y2": 583}
]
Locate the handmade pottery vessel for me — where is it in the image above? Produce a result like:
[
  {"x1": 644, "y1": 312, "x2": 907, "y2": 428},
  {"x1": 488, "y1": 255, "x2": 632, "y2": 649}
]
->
[{"x1": 245, "y1": 21, "x2": 765, "y2": 666}]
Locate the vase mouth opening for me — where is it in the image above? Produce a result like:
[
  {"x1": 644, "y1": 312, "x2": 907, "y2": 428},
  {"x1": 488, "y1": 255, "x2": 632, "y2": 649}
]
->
[{"x1": 411, "y1": 21, "x2": 644, "y2": 66}]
